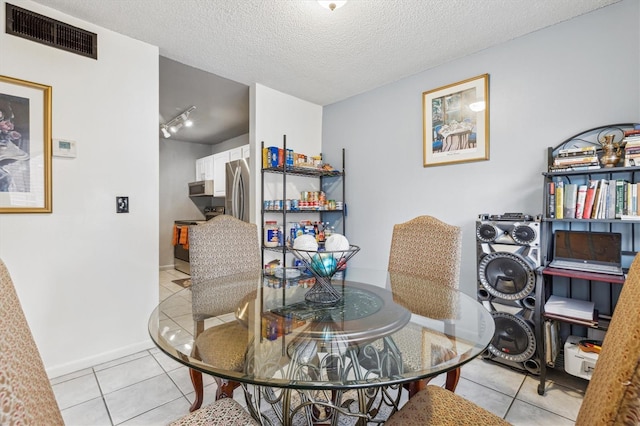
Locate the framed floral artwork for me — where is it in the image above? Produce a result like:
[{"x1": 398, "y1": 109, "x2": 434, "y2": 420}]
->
[
  {"x1": 0, "y1": 75, "x2": 52, "y2": 213},
  {"x1": 423, "y1": 74, "x2": 489, "y2": 167}
]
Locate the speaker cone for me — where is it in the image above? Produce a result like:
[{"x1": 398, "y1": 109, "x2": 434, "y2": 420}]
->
[
  {"x1": 478, "y1": 252, "x2": 535, "y2": 300},
  {"x1": 511, "y1": 225, "x2": 537, "y2": 245},
  {"x1": 488, "y1": 311, "x2": 536, "y2": 363},
  {"x1": 476, "y1": 224, "x2": 498, "y2": 243}
]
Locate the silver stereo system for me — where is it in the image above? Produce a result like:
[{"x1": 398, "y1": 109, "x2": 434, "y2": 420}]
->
[
  {"x1": 476, "y1": 213, "x2": 544, "y2": 375},
  {"x1": 476, "y1": 213, "x2": 541, "y2": 305}
]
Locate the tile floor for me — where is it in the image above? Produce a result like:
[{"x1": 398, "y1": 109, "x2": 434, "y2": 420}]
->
[{"x1": 51, "y1": 269, "x2": 588, "y2": 425}]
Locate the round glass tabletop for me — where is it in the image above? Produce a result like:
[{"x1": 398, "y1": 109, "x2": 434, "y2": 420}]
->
[{"x1": 148, "y1": 268, "x2": 494, "y2": 390}]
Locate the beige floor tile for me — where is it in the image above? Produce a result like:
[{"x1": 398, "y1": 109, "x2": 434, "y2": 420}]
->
[
  {"x1": 461, "y1": 357, "x2": 527, "y2": 397},
  {"x1": 516, "y1": 375, "x2": 583, "y2": 421},
  {"x1": 60, "y1": 396, "x2": 112, "y2": 426},
  {"x1": 454, "y1": 377, "x2": 513, "y2": 418},
  {"x1": 506, "y1": 399, "x2": 575, "y2": 425}
]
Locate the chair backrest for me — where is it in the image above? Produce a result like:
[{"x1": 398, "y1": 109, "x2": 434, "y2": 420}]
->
[
  {"x1": 0, "y1": 259, "x2": 64, "y2": 425},
  {"x1": 575, "y1": 253, "x2": 640, "y2": 425},
  {"x1": 189, "y1": 215, "x2": 261, "y2": 321},
  {"x1": 189, "y1": 215, "x2": 261, "y2": 282},
  {"x1": 388, "y1": 215, "x2": 462, "y2": 289}
]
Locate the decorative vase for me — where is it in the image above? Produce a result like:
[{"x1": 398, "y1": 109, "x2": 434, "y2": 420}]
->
[
  {"x1": 289, "y1": 245, "x2": 360, "y2": 304},
  {"x1": 599, "y1": 134, "x2": 622, "y2": 168}
]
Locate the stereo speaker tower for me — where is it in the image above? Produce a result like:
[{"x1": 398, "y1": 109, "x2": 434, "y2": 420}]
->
[{"x1": 476, "y1": 213, "x2": 543, "y2": 375}]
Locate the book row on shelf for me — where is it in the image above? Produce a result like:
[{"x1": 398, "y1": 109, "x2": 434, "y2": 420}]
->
[
  {"x1": 548, "y1": 128, "x2": 640, "y2": 171},
  {"x1": 550, "y1": 145, "x2": 599, "y2": 172},
  {"x1": 548, "y1": 178, "x2": 639, "y2": 220},
  {"x1": 623, "y1": 133, "x2": 640, "y2": 167}
]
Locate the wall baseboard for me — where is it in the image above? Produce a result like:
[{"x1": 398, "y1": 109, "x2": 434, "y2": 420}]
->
[{"x1": 46, "y1": 339, "x2": 155, "y2": 379}]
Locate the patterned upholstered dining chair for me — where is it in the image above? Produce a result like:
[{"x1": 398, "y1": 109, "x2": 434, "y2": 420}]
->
[
  {"x1": 188, "y1": 214, "x2": 262, "y2": 412},
  {"x1": 0, "y1": 258, "x2": 257, "y2": 426},
  {"x1": 385, "y1": 252, "x2": 640, "y2": 425},
  {"x1": 387, "y1": 215, "x2": 463, "y2": 395}
]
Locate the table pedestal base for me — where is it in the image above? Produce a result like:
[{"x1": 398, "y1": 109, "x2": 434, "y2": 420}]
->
[
  {"x1": 243, "y1": 383, "x2": 404, "y2": 425},
  {"x1": 242, "y1": 340, "x2": 406, "y2": 425}
]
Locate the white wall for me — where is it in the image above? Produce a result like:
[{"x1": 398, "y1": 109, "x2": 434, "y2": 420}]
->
[
  {"x1": 0, "y1": 0, "x2": 159, "y2": 377},
  {"x1": 212, "y1": 132, "x2": 249, "y2": 154},
  {"x1": 322, "y1": 0, "x2": 640, "y2": 297},
  {"x1": 251, "y1": 83, "x2": 323, "y2": 224}
]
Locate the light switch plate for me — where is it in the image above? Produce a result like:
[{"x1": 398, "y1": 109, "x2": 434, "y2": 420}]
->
[{"x1": 116, "y1": 196, "x2": 129, "y2": 213}]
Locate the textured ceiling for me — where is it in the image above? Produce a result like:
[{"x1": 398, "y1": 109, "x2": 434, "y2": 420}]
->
[{"x1": 29, "y1": 0, "x2": 620, "y2": 143}]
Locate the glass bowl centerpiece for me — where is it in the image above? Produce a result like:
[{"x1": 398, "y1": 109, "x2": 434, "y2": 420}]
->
[{"x1": 289, "y1": 242, "x2": 360, "y2": 305}]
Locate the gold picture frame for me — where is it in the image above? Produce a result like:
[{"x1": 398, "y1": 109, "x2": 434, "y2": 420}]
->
[
  {"x1": 423, "y1": 74, "x2": 489, "y2": 167},
  {"x1": 0, "y1": 75, "x2": 52, "y2": 213}
]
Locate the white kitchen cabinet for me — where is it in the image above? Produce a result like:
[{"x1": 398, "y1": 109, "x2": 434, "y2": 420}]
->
[
  {"x1": 195, "y1": 158, "x2": 205, "y2": 181},
  {"x1": 229, "y1": 147, "x2": 242, "y2": 162},
  {"x1": 195, "y1": 155, "x2": 214, "y2": 181},
  {"x1": 213, "y1": 151, "x2": 230, "y2": 197},
  {"x1": 229, "y1": 144, "x2": 250, "y2": 161},
  {"x1": 195, "y1": 145, "x2": 250, "y2": 195}
]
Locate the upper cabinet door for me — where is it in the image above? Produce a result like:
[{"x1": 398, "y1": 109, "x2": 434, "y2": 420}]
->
[
  {"x1": 229, "y1": 147, "x2": 242, "y2": 162},
  {"x1": 241, "y1": 144, "x2": 250, "y2": 158},
  {"x1": 195, "y1": 154, "x2": 214, "y2": 181},
  {"x1": 230, "y1": 144, "x2": 250, "y2": 161},
  {"x1": 213, "y1": 151, "x2": 230, "y2": 197},
  {"x1": 195, "y1": 157, "x2": 205, "y2": 181}
]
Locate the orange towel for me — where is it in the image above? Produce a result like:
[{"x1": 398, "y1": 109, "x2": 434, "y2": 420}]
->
[
  {"x1": 179, "y1": 226, "x2": 189, "y2": 249},
  {"x1": 172, "y1": 225, "x2": 179, "y2": 246}
]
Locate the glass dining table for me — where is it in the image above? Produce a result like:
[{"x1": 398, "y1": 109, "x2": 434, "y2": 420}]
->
[{"x1": 148, "y1": 268, "x2": 495, "y2": 425}]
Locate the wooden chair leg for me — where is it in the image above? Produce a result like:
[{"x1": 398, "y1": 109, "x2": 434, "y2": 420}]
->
[
  {"x1": 404, "y1": 367, "x2": 460, "y2": 399},
  {"x1": 189, "y1": 368, "x2": 204, "y2": 412},
  {"x1": 445, "y1": 367, "x2": 461, "y2": 392},
  {"x1": 215, "y1": 377, "x2": 240, "y2": 400},
  {"x1": 405, "y1": 379, "x2": 427, "y2": 398}
]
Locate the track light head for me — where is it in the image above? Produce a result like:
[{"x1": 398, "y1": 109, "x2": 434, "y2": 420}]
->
[
  {"x1": 159, "y1": 105, "x2": 196, "y2": 139},
  {"x1": 160, "y1": 126, "x2": 171, "y2": 138}
]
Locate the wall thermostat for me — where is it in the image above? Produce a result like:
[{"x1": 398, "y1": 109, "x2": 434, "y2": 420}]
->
[{"x1": 53, "y1": 139, "x2": 77, "y2": 158}]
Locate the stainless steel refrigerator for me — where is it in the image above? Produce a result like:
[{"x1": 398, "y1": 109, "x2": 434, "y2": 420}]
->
[{"x1": 225, "y1": 158, "x2": 250, "y2": 222}]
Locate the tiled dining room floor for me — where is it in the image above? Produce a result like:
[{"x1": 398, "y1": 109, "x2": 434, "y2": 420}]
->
[{"x1": 51, "y1": 269, "x2": 588, "y2": 425}]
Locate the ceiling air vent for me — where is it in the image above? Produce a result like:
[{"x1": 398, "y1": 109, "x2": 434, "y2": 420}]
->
[{"x1": 5, "y1": 3, "x2": 97, "y2": 59}]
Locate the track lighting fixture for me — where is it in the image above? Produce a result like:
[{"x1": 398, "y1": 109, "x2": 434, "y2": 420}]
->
[
  {"x1": 160, "y1": 126, "x2": 171, "y2": 138},
  {"x1": 159, "y1": 105, "x2": 196, "y2": 138}
]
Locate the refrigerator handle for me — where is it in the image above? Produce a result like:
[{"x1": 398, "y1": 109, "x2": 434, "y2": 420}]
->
[
  {"x1": 232, "y1": 165, "x2": 241, "y2": 219},
  {"x1": 237, "y1": 170, "x2": 245, "y2": 221}
]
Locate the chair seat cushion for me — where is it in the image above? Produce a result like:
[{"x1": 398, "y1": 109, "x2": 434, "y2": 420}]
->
[
  {"x1": 385, "y1": 385, "x2": 509, "y2": 425},
  {"x1": 169, "y1": 397, "x2": 257, "y2": 425},
  {"x1": 195, "y1": 321, "x2": 248, "y2": 371},
  {"x1": 360, "y1": 325, "x2": 454, "y2": 374}
]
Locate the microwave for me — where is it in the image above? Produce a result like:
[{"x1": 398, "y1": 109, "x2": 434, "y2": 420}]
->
[{"x1": 188, "y1": 180, "x2": 214, "y2": 196}]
